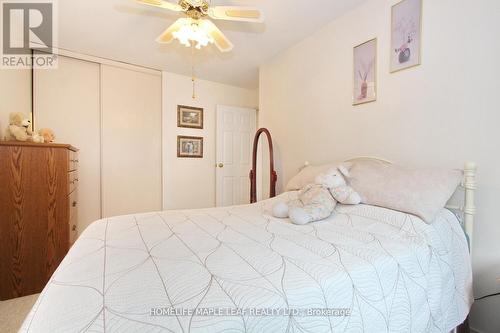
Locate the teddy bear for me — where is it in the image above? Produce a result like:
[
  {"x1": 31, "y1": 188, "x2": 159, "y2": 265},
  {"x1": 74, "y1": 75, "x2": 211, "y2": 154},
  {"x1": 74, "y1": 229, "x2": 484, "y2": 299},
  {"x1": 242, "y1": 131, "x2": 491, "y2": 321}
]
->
[
  {"x1": 31, "y1": 132, "x2": 44, "y2": 143},
  {"x1": 32, "y1": 128, "x2": 55, "y2": 143},
  {"x1": 38, "y1": 128, "x2": 55, "y2": 143},
  {"x1": 4, "y1": 112, "x2": 33, "y2": 142},
  {"x1": 272, "y1": 165, "x2": 361, "y2": 225},
  {"x1": 32, "y1": 128, "x2": 56, "y2": 143}
]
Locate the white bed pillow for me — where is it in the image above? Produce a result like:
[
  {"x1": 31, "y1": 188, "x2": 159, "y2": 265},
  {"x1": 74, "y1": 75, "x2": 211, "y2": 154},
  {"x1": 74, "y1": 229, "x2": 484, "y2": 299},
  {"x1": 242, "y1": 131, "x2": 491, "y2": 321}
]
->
[
  {"x1": 285, "y1": 162, "x2": 340, "y2": 191},
  {"x1": 347, "y1": 160, "x2": 463, "y2": 223}
]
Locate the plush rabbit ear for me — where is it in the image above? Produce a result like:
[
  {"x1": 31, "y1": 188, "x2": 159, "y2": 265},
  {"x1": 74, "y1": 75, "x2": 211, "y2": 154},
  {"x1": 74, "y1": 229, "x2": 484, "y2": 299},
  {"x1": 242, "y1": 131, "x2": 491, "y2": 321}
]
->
[{"x1": 338, "y1": 164, "x2": 351, "y2": 177}]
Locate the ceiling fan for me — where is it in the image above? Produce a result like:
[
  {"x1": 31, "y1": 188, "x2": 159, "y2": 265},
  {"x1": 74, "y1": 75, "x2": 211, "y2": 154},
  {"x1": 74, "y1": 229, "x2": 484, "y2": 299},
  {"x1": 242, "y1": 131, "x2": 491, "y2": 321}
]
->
[{"x1": 137, "y1": 0, "x2": 264, "y2": 52}]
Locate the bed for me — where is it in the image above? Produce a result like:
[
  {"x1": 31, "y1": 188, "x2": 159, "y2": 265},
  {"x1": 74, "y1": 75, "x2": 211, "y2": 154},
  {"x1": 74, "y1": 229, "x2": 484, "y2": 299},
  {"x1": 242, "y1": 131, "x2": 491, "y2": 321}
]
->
[{"x1": 19, "y1": 160, "x2": 475, "y2": 333}]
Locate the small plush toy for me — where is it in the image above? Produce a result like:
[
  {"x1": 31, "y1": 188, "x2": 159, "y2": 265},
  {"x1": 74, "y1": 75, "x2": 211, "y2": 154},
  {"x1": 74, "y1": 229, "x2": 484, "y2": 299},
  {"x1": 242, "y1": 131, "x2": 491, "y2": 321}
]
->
[
  {"x1": 38, "y1": 128, "x2": 55, "y2": 143},
  {"x1": 31, "y1": 132, "x2": 44, "y2": 143},
  {"x1": 328, "y1": 165, "x2": 362, "y2": 205},
  {"x1": 4, "y1": 112, "x2": 32, "y2": 142},
  {"x1": 272, "y1": 165, "x2": 361, "y2": 225}
]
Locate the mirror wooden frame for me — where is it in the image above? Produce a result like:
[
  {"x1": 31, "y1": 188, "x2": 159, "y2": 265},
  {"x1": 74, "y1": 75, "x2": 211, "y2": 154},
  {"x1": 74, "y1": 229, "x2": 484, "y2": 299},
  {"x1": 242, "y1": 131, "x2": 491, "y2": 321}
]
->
[{"x1": 249, "y1": 128, "x2": 277, "y2": 203}]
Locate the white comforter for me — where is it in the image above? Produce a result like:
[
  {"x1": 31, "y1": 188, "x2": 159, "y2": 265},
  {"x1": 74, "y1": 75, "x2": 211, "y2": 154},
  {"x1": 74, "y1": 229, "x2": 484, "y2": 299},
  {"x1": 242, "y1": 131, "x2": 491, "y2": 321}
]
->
[{"x1": 20, "y1": 192, "x2": 473, "y2": 333}]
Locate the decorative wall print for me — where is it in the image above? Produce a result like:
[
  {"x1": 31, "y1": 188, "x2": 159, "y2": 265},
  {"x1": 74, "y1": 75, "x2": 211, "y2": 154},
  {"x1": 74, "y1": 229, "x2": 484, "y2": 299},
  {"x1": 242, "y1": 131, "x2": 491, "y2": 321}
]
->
[
  {"x1": 391, "y1": 0, "x2": 422, "y2": 72},
  {"x1": 178, "y1": 105, "x2": 204, "y2": 129},
  {"x1": 177, "y1": 136, "x2": 203, "y2": 158},
  {"x1": 353, "y1": 38, "x2": 377, "y2": 106}
]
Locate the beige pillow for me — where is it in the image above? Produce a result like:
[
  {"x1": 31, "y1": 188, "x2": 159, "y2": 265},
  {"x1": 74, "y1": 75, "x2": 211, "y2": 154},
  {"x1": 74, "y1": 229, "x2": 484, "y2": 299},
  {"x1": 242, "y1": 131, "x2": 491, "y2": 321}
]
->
[
  {"x1": 285, "y1": 162, "x2": 340, "y2": 191},
  {"x1": 347, "y1": 160, "x2": 463, "y2": 223}
]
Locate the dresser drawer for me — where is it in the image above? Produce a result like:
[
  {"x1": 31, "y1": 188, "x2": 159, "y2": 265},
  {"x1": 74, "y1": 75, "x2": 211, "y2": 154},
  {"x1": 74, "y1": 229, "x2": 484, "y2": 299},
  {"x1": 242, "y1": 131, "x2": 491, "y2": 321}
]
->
[
  {"x1": 69, "y1": 150, "x2": 79, "y2": 171},
  {"x1": 68, "y1": 170, "x2": 79, "y2": 194},
  {"x1": 69, "y1": 190, "x2": 78, "y2": 244}
]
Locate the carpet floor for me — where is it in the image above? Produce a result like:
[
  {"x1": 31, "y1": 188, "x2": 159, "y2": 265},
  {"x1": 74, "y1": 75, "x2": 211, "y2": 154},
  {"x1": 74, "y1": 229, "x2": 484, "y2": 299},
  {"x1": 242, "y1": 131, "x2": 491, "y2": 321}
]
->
[{"x1": 0, "y1": 294, "x2": 38, "y2": 333}]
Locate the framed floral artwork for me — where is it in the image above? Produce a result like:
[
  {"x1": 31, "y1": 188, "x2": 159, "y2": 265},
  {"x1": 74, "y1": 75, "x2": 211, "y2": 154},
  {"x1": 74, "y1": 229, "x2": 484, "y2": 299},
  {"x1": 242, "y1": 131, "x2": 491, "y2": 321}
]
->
[
  {"x1": 391, "y1": 0, "x2": 423, "y2": 72},
  {"x1": 177, "y1": 105, "x2": 203, "y2": 129},
  {"x1": 177, "y1": 136, "x2": 203, "y2": 158},
  {"x1": 353, "y1": 38, "x2": 377, "y2": 106}
]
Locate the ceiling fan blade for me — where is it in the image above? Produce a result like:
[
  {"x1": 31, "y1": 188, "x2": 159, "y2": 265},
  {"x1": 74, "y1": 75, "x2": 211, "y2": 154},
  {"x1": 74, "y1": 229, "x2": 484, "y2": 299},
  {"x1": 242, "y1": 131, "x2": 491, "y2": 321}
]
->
[
  {"x1": 136, "y1": 0, "x2": 183, "y2": 12},
  {"x1": 208, "y1": 6, "x2": 263, "y2": 23},
  {"x1": 156, "y1": 18, "x2": 188, "y2": 43},
  {"x1": 200, "y1": 20, "x2": 234, "y2": 52}
]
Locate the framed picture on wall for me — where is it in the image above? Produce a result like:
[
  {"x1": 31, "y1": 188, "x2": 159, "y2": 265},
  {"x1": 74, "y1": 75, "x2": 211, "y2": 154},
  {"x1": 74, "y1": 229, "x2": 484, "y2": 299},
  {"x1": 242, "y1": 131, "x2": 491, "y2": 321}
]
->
[
  {"x1": 178, "y1": 105, "x2": 203, "y2": 129},
  {"x1": 177, "y1": 136, "x2": 203, "y2": 158},
  {"x1": 390, "y1": 0, "x2": 423, "y2": 72},
  {"x1": 353, "y1": 38, "x2": 377, "y2": 106}
]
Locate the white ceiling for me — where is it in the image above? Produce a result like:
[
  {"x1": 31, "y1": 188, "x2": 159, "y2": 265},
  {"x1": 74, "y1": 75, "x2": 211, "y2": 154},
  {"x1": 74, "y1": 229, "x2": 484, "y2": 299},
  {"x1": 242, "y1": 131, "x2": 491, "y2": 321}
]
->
[{"x1": 57, "y1": 0, "x2": 367, "y2": 89}]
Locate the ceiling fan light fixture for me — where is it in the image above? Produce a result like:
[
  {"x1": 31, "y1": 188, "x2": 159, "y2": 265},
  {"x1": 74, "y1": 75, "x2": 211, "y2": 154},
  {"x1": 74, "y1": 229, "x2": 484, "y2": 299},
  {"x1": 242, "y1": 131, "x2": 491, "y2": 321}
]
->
[
  {"x1": 172, "y1": 18, "x2": 214, "y2": 49},
  {"x1": 138, "y1": 0, "x2": 261, "y2": 52}
]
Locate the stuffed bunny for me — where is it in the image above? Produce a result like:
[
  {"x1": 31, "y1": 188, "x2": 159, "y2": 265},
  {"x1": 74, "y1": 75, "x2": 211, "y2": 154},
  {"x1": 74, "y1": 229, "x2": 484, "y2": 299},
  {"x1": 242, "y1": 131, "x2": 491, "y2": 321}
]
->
[
  {"x1": 273, "y1": 165, "x2": 361, "y2": 225},
  {"x1": 328, "y1": 164, "x2": 362, "y2": 205}
]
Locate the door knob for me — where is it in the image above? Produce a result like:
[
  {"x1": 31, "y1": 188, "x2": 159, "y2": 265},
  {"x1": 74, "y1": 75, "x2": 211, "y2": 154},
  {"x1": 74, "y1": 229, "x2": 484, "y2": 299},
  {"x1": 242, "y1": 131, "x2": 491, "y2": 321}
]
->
[{"x1": 218, "y1": 163, "x2": 224, "y2": 168}]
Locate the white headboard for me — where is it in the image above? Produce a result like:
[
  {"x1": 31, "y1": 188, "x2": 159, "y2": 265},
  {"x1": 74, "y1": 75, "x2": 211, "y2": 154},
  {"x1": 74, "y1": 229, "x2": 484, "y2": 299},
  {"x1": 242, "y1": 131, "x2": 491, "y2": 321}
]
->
[
  {"x1": 321, "y1": 157, "x2": 478, "y2": 251},
  {"x1": 448, "y1": 162, "x2": 477, "y2": 252}
]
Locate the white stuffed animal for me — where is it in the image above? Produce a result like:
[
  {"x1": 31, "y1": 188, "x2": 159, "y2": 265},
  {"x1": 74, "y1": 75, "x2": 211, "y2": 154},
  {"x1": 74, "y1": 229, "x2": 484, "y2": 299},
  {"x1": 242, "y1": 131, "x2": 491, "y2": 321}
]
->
[
  {"x1": 329, "y1": 165, "x2": 362, "y2": 205},
  {"x1": 32, "y1": 132, "x2": 44, "y2": 143},
  {"x1": 272, "y1": 165, "x2": 361, "y2": 225},
  {"x1": 274, "y1": 182, "x2": 337, "y2": 225}
]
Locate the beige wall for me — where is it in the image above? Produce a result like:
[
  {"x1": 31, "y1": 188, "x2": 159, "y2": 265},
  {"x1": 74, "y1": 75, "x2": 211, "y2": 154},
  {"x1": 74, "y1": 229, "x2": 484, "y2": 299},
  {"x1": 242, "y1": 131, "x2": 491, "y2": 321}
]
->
[
  {"x1": 163, "y1": 72, "x2": 258, "y2": 210},
  {"x1": 0, "y1": 70, "x2": 31, "y2": 139},
  {"x1": 259, "y1": 0, "x2": 500, "y2": 332}
]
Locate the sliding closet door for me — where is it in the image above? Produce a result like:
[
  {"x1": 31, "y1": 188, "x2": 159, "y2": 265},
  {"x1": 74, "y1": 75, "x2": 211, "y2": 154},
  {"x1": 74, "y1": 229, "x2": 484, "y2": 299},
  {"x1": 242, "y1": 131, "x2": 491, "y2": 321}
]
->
[
  {"x1": 101, "y1": 65, "x2": 162, "y2": 217},
  {"x1": 34, "y1": 55, "x2": 101, "y2": 233}
]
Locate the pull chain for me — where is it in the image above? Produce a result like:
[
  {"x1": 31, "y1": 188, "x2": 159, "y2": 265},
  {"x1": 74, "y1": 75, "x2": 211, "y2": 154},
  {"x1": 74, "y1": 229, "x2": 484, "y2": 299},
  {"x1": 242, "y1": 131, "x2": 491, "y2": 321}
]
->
[{"x1": 191, "y1": 44, "x2": 196, "y2": 99}]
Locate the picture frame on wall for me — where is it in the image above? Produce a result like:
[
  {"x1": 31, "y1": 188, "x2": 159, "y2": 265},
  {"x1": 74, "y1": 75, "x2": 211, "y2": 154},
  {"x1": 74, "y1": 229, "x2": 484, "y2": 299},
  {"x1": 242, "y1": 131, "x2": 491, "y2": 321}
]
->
[
  {"x1": 353, "y1": 38, "x2": 377, "y2": 106},
  {"x1": 177, "y1": 136, "x2": 203, "y2": 158},
  {"x1": 390, "y1": 0, "x2": 423, "y2": 72},
  {"x1": 177, "y1": 105, "x2": 204, "y2": 129}
]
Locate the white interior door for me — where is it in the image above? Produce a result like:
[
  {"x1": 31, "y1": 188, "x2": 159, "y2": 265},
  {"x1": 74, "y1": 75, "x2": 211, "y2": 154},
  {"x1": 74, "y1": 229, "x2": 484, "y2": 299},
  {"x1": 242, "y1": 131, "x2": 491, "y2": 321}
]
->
[{"x1": 216, "y1": 105, "x2": 256, "y2": 207}]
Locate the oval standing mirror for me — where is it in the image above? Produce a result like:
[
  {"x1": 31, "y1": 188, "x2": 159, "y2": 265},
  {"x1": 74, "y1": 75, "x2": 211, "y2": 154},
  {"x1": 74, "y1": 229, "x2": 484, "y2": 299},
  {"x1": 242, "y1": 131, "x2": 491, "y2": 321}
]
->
[{"x1": 249, "y1": 128, "x2": 277, "y2": 203}]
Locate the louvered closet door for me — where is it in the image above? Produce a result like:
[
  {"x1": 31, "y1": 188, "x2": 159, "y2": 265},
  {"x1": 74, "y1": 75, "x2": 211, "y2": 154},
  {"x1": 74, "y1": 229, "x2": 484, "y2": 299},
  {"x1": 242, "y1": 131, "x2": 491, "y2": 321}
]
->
[
  {"x1": 101, "y1": 65, "x2": 162, "y2": 217},
  {"x1": 34, "y1": 55, "x2": 101, "y2": 233}
]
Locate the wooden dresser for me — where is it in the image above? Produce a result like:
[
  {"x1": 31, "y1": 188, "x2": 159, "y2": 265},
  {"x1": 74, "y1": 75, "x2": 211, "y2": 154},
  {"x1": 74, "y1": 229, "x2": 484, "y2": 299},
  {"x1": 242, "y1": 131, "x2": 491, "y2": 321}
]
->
[{"x1": 0, "y1": 142, "x2": 79, "y2": 300}]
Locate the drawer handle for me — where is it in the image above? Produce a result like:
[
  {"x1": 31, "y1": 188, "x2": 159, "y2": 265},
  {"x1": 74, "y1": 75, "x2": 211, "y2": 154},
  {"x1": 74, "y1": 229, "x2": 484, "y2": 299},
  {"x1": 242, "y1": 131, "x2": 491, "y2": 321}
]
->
[
  {"x1": 72, "y1": 225, "x2": 77, "y2": 231},
  {"x1": 70, "y1": 159, "x2": 79, "y2": 163},
  {"x1": 71, "y1": 178, "x2": 79, "y2": 184},
  {"x1": 72, "y1": 201, "x2": 77, "y2": 207}
]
